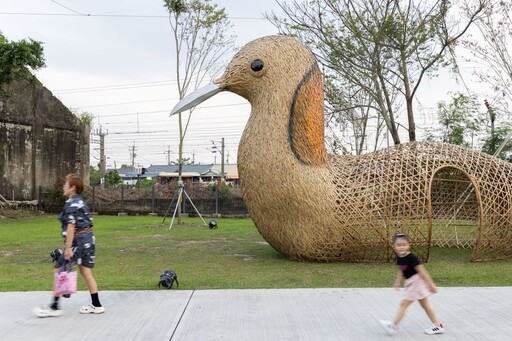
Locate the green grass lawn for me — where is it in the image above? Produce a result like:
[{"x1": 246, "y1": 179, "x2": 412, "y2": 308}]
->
[{"x1": 1, "y1": 214, "x2": 511, "y2": 291}]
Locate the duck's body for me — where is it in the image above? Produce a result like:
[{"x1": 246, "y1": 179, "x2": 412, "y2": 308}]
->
[{"x1": 172, "y1": 35, "x2": 512, "y2": 262}]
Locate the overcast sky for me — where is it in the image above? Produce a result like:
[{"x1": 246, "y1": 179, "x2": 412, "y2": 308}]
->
[{"x1": 1, "y1": 0, "x2": 478, "y2": 168}]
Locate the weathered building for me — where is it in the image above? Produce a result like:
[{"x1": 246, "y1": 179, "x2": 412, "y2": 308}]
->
[{"x1": 0, "y1": 80, "x2": 89, "y2": 200}]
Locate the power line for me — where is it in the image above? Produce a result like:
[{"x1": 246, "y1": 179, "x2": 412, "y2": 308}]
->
[
  {"x1": 101, "y1": 135, "x2": 243, "y2": 145},
  {"x1": 53, "y1": 79, "x2": 178, "y2": 92},
  {"x1": 87, "y1": 102, "x2": 249, "y2": 118},
  {"x1": 0, "y1": 12, "x2": 267, "y2": 20},
  {"x1": 80, "y1": 97, "x2": 175, "y2": 108},
  {"x1": 0, "y1": 12, "x2": 166, "y2": 18},
  {"x1": 49, "y1": 0, "x2": 87, "y2": 16},
  {"x1": 54, "y1": 81, "x2": 178, "y2": 94}
]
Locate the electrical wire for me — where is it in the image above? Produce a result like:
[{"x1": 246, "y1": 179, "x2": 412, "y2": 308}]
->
[
  {"x1": 0, "y1": 11, "x2": 266, "y2": 20},
  {"x1": 49, "y1": 0, "x2": 88, "y2": 16}
]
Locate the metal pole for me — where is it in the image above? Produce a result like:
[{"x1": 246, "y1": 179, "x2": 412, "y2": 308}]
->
[
  {"x1": 161, "y1": 188, "x2": 179, "y2": 224},
  {"x1": 181, "y1": 188, "x2": 207, "y2": 226},
  {"x1": 215, "y1": 184, "x2": 219, "y2": 216},
  {"x1": 494, "y1": 131, "x2": 512, "y2": 156},
  {"x1": 151, "y1": 185, "x2": 155, "y2": 214},
  {"x1": 169, "y1": 187, "x2": 183, "y2": 230},
  {"x1": 99, "y1": 132, "x2": 106, "y2": 185},
  {"x1": 221, "y1": 137, "x2": 225, "y2": 182}
]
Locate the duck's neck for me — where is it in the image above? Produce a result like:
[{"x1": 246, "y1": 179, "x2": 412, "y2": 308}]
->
[
  {"x1": 240, "y1": 62, "x2": 325, "y2": 166},
  {"x1": 288, "y1": 63, "x2": 325, "y2": 166}
]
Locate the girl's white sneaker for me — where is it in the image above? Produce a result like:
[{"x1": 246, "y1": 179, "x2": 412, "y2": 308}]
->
[
  {"x1": 379, "y1": 320, "x2": 398, "y2": 335},
  {"x1": 425, "y1": 324, "x2": 444, "y2": 334}
]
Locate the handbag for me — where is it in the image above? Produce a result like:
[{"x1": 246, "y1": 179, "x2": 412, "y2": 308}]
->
[{"x1": 53, "y1": 261, "x2": 77, "y2": 296}]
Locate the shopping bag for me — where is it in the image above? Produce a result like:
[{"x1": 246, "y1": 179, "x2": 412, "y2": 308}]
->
[{"x1": 53, "y1": 262, "x2": 77, "y2": 296}]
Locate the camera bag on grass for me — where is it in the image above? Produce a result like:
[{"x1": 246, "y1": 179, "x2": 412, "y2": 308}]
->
[{"x1": 157, "y1": 269, "x2": 179, "y2": 289}]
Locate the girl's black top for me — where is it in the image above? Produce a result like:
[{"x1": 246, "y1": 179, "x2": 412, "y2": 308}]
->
[{"x1": 396, "y1": 252, "x2": 420, "y2": 279}]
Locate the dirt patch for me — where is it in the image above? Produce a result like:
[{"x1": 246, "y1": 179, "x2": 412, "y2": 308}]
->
[
  {"x1": 0, "y1": 209, "x2": 46, "y2": 219},
  {"x1": 0, "y1": 250, "x2": 17, "y2": 257}
]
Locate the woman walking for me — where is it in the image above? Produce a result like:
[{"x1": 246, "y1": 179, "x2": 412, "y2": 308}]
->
[{"x1": 34, "y1": 174, "x2": 105, "y2": 317}]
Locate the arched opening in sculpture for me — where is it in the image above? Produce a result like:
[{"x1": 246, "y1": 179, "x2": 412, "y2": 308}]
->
[{"x1": 428, "y1": 166, "x2": 482, "y2": 261}]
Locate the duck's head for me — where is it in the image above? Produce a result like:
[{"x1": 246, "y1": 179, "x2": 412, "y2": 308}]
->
[
  {"x1": 171, "y1": 35, "x2": 319, "y2": 113},
  {"x1": 172, "y1": 35, "x2": 325, "y2": 166}
]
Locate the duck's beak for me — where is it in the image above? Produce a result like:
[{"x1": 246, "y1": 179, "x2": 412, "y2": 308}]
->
[{"x1": 170, "y1": 83, "x2": 222, "y2": 116}]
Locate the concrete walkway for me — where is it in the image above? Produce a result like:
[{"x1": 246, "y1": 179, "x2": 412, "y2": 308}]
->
[{"x1": 0, "y1": 287, "x2": 510, "y2": 341}]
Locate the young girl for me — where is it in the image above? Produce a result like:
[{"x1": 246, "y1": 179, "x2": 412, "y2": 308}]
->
[{"x1": 380, "y1": 233, "x2": 444, "y2": 335}]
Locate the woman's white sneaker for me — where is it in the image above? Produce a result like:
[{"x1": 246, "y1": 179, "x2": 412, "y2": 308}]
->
[
  {"x1": 79, "y1": 304, "x2": 105, "y2": 314},
  {"x1": 33, "y1": 305, "x2": 64, "y2": 318}
]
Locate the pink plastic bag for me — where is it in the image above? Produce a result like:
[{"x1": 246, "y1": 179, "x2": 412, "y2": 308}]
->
[{"x1": 53, "y1": 263, "x2": 77, "y2": 296}]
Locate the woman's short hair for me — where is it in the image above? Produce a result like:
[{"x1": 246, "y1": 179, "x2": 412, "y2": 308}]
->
[{"x1": 66, "y1": 174, "x2": 84, "y2": 194}]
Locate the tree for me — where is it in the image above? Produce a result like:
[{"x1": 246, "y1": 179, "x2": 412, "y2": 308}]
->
[
  {"x1": 104, "y1": 170, "x2": 122, "y2": 188},
  {"x1": 425, "y1": 93, "x2": 512, "y2": 162},
  {"x1": 171, "y1": 157, "x2": 194, "y2": 165},
  {"x1": 0, "y1": 32, "x2": 45, "y2": 86},
  {"x1": 480, "y1": 100, "x2": 512, "y2": 162},
  {"x1": 460, "y1": 0, "x2": 512, "y2": 162},
  {"x1": 70, "y1": 108, "x2": 94, "y2": 129},
  {"x1": 425, "y1": 93, "x2": 483, "y2": 147},
  {"x1": 481, "y1": 124, "x2": 512, "y2": 162},
  {"x1": 267, "y1": 0, "x2": 486, "y2": 149},
  {"x1": 324, "y1": 74, "x2": 388, "y2": 154},
  {"x1": 138, "y1": 178, "x2": 156, "y2": 188},
  {"x1": 163, "y1": 0, "x2": 236, "y2": 223},
  {"x1": 461, "y1": 1, "x2": 512, "y2": 105}
]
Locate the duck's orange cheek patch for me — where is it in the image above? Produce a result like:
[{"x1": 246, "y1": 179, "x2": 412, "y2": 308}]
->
[{"x1": 289, "y1": 65, "x2": 325, "y2": 166}]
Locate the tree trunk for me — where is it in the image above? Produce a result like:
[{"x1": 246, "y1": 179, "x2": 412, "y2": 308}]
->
[{"x1": 406, "y1": 96, "x2": 416, "y2": 142}]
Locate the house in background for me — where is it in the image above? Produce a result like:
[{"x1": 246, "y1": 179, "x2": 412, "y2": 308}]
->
[
  {"x1": 150, "y1": 164, "x2": 239, "y2": 185},
  {"x1": 114, "y1": 164, "x2": 239, "y2": 187},
  {"x1": 116, "y1": 167, "x2": 142, "y2": 186},
  {"x1": 152, "y1": 164, "x2": 210, "y2": 184},
  {"x1": 157, "y1": 164, "x2": 240, "y2": 186}
]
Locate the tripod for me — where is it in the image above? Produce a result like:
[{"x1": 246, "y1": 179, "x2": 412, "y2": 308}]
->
[{"x1": 162, "y1": 181, "x2": 207, "y2": 230}]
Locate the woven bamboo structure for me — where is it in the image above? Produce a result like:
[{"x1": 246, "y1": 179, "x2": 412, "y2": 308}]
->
[{"x1": 172, "y1": 35, "x2": 512, "y2": 262}]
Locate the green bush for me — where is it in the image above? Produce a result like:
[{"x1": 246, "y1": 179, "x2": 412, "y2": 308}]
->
[{"x1": 208, "y1": 183, "x2": 232, "y2": 200}]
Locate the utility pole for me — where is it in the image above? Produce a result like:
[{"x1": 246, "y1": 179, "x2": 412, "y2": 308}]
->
[
  {"x1": 93, "y1": 125, "x2": 108, "y2": 187},
  {"x1": 211, "y1": 138, "x2": 226, "y2": 182},
  {"x1": 99, "y1": 132, "x2": 106, "y2": 185},
  {"x1": 221, "y1": 137, "x2": 225, "y2": 182},
  {"x1": 166, "y1": 145, "x2": 171, "y2": 165},
  {"x1": 129, "y1": 142, "x2": 137, "y2": 168}
]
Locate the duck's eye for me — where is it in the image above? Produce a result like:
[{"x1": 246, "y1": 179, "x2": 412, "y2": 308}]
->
[{"x1": 250, "y1": 59, "x2": 264, "y2": 72}]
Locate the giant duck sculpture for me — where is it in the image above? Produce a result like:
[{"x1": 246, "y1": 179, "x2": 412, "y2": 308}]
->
[{"x1": 172, "y1": 35, "x2": 512, "y2": 262}]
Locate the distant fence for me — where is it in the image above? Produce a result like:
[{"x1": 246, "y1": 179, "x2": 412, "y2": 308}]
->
[{"x1": 38, "y1": 183, "x2": 249, "y2": 217}]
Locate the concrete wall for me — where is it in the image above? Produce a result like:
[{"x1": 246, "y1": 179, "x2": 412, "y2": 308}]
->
[{"x1": 0, "y1": 80, "x2": 89, "y2": 200}]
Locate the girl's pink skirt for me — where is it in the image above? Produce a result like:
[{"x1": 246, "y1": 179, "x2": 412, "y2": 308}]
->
[{"x1": 404, "y1": 274, "x2": 431, "y2": 301}]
